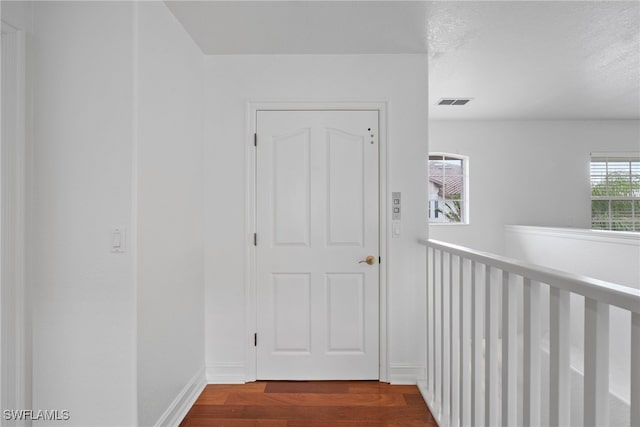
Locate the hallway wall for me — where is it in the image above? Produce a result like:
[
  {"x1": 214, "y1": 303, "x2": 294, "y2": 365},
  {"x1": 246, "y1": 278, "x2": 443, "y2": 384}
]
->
[
  {"x1": 203, "y1": 54, "x2": 429, "y2": 383},
  {"x1": 30, "y1": 2, "x2": 206, "y2": 426},
  {"x1": 135, "y1": 2, "x2": 206, "y2": 425},
  {"x1": 31, "y1": 3, "x2": 137, "y2": 424}
]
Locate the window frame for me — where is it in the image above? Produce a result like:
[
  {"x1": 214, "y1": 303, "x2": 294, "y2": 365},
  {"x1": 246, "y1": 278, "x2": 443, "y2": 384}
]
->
[
  {"x1": 428, "y1": 152, "x2": 470, "y2": 225},
  {"x1": 590, "y1": 153, "x2": 640, "y2": 232}
]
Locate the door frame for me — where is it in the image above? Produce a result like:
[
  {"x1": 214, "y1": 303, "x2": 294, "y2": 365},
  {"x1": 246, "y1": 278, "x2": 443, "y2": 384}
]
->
[
  {"x1": 245, "y1": 101, "x2": 389, "y2": 382},
  {"x1": 1, "y1": 20, "x2": 29, "y2": 416}
]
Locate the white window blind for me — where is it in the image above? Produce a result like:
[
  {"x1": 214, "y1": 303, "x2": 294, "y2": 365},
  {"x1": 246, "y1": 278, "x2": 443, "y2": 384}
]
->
[{"x1": 590, "y1": 154, "x2": 640, "y2": 232}]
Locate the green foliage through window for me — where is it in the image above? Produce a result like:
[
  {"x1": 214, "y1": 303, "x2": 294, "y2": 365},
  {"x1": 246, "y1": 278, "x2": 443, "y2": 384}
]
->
[{"x1": 590, "y1": 157, "x2": 640, "y2": 232}]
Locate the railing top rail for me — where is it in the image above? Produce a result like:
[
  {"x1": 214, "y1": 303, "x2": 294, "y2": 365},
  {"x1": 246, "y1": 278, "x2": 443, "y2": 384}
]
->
[{"x1": 420, "y1": 238, "x2": 640, "y2": 313}]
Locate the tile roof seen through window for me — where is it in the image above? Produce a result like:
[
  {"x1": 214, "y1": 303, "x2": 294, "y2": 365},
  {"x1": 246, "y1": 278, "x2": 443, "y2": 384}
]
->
[{"x1": 429, "y1": 162, "x2": 463, "y2": 198}]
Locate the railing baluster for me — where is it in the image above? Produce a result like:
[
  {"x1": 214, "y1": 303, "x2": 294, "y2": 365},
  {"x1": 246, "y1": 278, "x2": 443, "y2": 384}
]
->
[
  {"x1": 435, "y1": 249, "x2": 442, "y2": 409},
  {"x1": 420, "y1": 239, "x2": 640, "y2": 427},
  {"x1": 450, "y1": 255, "x2": 459, "y2": 427},
  {"x1": 430, "y1": 247, "x2": 436, "y2": 395},
  {"x1": 485, "y1": 265, "x2": 499, "y2": 426},
  {"x1": 442, "y1": 252, "x2": 450, "y2": 422},
  {"x1": 459, "y1": 257, "x2": 469, "y2": 426},
  {"x1": 632, "y1": 312, "x2": 640, "y2": 427},
  {"x1": 440, "y1": 250, "x2": 446, "y2": 415},
  {"x1": 426, "y1": 247, "x2": 432, "y2": 395},
  {"x1": 501, "y1": 271, "x2": 517, "y2": 426},
  {"x1": 523, "y1": 278, "x2": 541, "y2": 427},
  {"x1": 584, "y1": 298, "x2": 610, "y2": 427},
  {"x1": 470, "y1": 260, "x2": 484, "y2": 426},
  {"x1": 549, "y1": 287, "x2": 571, "y2": 426}
]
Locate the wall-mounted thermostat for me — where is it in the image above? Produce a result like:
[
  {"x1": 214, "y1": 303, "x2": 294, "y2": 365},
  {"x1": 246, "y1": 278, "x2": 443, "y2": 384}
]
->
[{"x1": 392, "y1": 192, "x2": 401, "y2": 220}]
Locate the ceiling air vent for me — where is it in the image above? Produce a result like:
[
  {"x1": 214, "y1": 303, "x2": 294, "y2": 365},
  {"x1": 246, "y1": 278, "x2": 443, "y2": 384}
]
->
[{"x1": 438, "y1": 98, "x2": 471, "y2": 106}]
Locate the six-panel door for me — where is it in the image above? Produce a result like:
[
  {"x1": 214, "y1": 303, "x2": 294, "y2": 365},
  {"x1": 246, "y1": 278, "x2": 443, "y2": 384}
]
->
[{"x1": 256, "y1": 110, "x2": 379, "y2": 379}]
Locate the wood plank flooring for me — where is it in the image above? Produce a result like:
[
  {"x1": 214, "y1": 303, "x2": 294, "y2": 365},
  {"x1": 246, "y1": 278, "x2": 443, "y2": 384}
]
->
[{"x1": 180, "y1": 381, "x2": 438, "y2": 427}]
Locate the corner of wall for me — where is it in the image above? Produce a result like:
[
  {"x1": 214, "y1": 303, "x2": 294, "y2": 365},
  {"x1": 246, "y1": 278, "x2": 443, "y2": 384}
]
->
[
  {"x1": 153, "y1": 367, "x2": 206, "y2": 427},
  {"x1": 206, "y1": 363, "x2": 247, "y2": 384}
]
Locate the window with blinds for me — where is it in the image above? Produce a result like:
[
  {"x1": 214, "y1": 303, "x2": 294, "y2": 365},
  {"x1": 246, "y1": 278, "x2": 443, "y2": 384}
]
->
[
  {"x1": 590, "y1": 154, "x2": 640, "y2": 232},
  {"x1": 428, "y1": 153, "x2": 468, "y2": 224}
]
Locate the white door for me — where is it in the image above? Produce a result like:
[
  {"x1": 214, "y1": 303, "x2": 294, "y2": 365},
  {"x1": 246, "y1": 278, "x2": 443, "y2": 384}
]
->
[{"x1": 256, "y1": 110, "x2": 379, "y2": 380}]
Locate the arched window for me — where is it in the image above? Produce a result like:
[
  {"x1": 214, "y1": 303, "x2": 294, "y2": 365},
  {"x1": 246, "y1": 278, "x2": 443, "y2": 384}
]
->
[{"x1": 428, "y1": 153, "x2": 469, "y2": 224}]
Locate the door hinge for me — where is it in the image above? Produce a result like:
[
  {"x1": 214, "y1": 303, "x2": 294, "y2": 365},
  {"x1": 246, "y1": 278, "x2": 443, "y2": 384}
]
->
[
  {"x1": 254, "y1": 333, "x2": 257, "y2": 346},
  {"x1": 253, "y1": 233, "x2": 257, "y2": 246},
  {"x1": 379, "y1": 256, "x2": 382, "y2": 264},
  {"x1": 254, "y1": 133, "x2": 257, "y2": 147}
]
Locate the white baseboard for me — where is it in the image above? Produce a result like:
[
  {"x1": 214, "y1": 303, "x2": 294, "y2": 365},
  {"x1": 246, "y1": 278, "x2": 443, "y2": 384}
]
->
[
  {"x1": 417, "y1": 380, "x2": 444, "y2": 427},
  {"x1": 388, "y1": 364, "x2": 425, "y2": 385},
  {"x1": 206, "y1": 363, "x2": 246, "y2": 384},
  {"x1": 204, "y1": 362, "x2": 420, "y2": 384},
  {"x1": 154, "y1": 366, "x2": 206, "y2": 427}
]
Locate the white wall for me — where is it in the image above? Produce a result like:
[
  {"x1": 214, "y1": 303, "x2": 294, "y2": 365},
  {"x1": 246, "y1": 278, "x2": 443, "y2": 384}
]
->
[
  {"x1": 505, "y1": 226, "x2": 640, "y2": 289},
  {"x1": 203, "y1": 54, "x2": 428, "y2": 383},
  {"x1": 135, "y1": 2, "x2": 205, "y2": 425},
  {"x1": 31, "y1": 3, "x2": 137, "y2": 425},
  {"x1": 30, "y1": 2, "x2": 206, "y2": 425},
  {"x1": 1, "y1": 1, "x2": 33, "y2": 33},
  {"x1": 428, "y1": 120, "x2": 640, "y2": 254}
]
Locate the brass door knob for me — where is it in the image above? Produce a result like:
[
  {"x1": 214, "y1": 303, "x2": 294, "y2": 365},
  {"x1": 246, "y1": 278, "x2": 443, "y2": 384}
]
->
[{"x1": 358, "y1": 256, "x2": 375, "y2": 265}]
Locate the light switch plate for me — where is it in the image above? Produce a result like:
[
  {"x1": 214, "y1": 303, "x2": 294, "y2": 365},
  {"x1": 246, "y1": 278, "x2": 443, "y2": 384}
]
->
[
  {"x1": 392, "y1": 221, "x2": 401, "y2": 238},
  {"x1": 111, "y1": 227, "x2": 126, "y2": 253}
]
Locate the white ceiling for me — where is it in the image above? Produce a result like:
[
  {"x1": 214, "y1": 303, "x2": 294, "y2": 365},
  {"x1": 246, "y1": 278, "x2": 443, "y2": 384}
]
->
[{"x1": 165, "y1": 1, "x2": 640, "y2": 120}]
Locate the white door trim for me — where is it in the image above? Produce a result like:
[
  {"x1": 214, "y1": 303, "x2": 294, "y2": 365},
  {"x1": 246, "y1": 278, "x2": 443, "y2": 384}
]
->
[
  {"x1": 1, "y1": 20, "x2": 29, "y2": 418},
  {"x1": 244, "y1": 101, "x2": 389, "y2": 383}
]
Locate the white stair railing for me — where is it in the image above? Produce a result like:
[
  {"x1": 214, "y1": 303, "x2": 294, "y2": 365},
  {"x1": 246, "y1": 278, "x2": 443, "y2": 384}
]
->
[{"x1": 418, "y1": 239, "x2": 640, "y2": 427}]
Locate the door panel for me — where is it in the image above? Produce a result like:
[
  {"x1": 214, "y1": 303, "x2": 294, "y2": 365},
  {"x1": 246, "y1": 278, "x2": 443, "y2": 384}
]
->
[
  {"x1": 256, "y1": 110, "x2": 379, "y2": 380},
  {"x1": 273, "y1": 273, "x2": 311, "y2": 353},
  {"x1": 327, "y1": 129, "x2": 365, "y2": 246},
  {"x1": 326, "y1": 273, "x2": 365, "y2": 353},
  {"x1": 273, "y1": 129, "x2": 310, "y2": 246}
]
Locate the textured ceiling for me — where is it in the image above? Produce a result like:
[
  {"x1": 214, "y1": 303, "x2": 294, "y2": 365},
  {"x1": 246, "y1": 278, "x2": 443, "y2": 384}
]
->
[
  {"x1": 166, "y1": 1, "x2": 640, "y2": 120},
  {"x1": 426, "y1": 1, "x2": 640, "y2": 120}
]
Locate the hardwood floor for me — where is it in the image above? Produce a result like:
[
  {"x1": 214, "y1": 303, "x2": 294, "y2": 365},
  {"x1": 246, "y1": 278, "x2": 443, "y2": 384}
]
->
[{"x1": 180, "y1": 381, "x2": 438, "y2": 427}]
